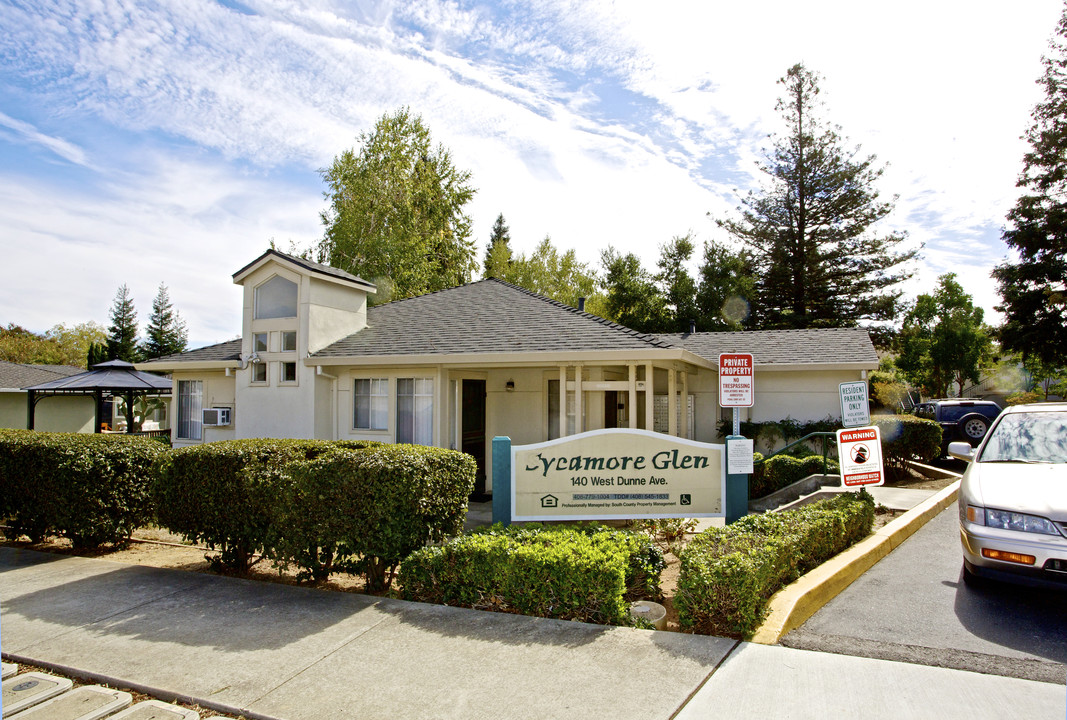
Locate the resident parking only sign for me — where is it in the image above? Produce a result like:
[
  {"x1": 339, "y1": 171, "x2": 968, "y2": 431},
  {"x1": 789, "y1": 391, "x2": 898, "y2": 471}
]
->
[
  {"x1": 839, "y1": 381, "x2": 870, "y2": 428},
  {"x1": 836, "y1": 426, "x2": 884, "y2": 488},
  {"x1": 718, "y1": 353, "x2": 754, "y2": 407}
]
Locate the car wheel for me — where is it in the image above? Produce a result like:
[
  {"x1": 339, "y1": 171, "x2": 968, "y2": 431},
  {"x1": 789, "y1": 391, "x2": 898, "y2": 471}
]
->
[{"x1": 959, "y1": 413, "x2": 990, "y2": 442}]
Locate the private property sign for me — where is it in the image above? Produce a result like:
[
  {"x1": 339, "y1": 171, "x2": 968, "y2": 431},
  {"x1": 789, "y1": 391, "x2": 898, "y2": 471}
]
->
[
  {"x1": 836, "y1": 426, "x2": 885, "y2": 488},
  {"x1": 718, "y1": 353, "x2": 754, "y2": 407},
  {"x1": 511, "y1": 429, "x2": 725, "y2": 521}
]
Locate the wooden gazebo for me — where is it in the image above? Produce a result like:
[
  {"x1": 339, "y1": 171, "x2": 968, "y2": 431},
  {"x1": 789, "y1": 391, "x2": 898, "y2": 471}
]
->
[{"x1": 24, "y1": 360, "x2": 172, "y2": 434}]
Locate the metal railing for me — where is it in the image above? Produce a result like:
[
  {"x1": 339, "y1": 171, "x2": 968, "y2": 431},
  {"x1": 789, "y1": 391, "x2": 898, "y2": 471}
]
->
[{"x1": 753, "y1": 432, "x2": 838, "y2": 475}]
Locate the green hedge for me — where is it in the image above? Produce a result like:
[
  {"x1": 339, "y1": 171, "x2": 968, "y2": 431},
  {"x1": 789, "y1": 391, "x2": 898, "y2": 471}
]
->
[
  {"x1": 152, "y1": 438, "x2": 377, "y2": 573},
  {"x1": 871, "y1": 415, "x2": 941, "y2": 470},
  {"x1": 398, "y1": 523, "x2": 665, "y2": 626},
  {"x1": 0, "y1": 429, "x2": 168, "y2": 548},
  {"x1": 276, "y1": 444, "x2": 476, "y2": 590},
  {"x1": 675, "y1": 491, "x2": 874, "y2": 638},
  {"x1": 750, "y1": 453, "x2": 841, "y2": 498}
]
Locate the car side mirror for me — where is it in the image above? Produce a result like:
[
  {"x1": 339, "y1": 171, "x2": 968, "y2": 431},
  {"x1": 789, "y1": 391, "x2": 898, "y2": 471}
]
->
[{"x1": 947, "y1": 441, "x2": 975, "y2": 462}]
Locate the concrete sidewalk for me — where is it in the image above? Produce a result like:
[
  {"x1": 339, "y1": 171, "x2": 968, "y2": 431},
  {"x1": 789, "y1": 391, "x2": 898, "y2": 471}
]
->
[{"x1": 2, "y1": 547, "x2": 1064, "y2": 720}]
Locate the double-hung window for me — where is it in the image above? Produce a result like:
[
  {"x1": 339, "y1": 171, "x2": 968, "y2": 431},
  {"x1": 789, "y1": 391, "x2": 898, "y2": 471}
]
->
[
  {"x1": 354, "y1": 378, "x2": 388, "y2": 430},
  {"x1": 396, "y1": 378, "x2": 433, "y2": 445},
  {"x1": 177, "y1": 380, "x2": 203, "y2": 441}
]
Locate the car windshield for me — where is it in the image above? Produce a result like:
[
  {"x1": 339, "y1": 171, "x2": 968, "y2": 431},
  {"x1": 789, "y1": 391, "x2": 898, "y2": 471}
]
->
[{"x1": 979, "y1": 410, "x2": 1067, "y2": 464}]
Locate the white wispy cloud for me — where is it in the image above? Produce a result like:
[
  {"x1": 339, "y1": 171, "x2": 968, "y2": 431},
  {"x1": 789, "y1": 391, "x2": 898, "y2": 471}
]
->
[{"x1": 0, "y1": 111, "x2": 91, "y2": 167}]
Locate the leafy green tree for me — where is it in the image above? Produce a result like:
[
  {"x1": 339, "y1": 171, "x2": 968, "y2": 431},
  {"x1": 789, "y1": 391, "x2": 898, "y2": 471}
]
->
[
  {"x1": 695, "y1": 241, "x2": 758, "y2": 331},
  {"x1": 716, "y1": 63, "x2": 917, "y2": 329},
  {"x1": 502, "y1": 236, "x2": 604, "y2": 312},
  {"x1": 48, "y1": 322, "x2": 107, "y2": 367},
  {"x1": 896, "y1": 274, "x2": 994, "y2": 398},
  {"x1": 600, "y1": 247, "x2": 669, "y2": 333},
  {"x1": 655, "y1": 234, "x2": 699, "y2": 333},
  {"x1": 106, "y1": 284, "x2": 141, "y2": 363},
  {"x1": 0, "y1": 322, "x2": 106, "y2": 367},
  {"x1": 318, "y1": 107, "x2": 477, "y2": 301},
  {"x1": 483, "y1": 213, "x2": 513, "y2": 279},
  {"x1": 994, "y1": 9, "x2": 1067, "y2": 368},
  {"x1": 142, "y1": 283, "x2": 188, "y2": 360}
]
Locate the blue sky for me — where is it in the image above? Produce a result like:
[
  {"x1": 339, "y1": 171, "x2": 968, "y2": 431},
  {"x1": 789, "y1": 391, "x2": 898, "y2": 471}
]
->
[{"x1": 0, "y1": 0, "x2": 1062, "y2": 347}]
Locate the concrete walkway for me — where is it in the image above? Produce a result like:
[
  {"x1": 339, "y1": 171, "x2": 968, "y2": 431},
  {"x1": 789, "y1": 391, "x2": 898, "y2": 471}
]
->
[{"x1": 2, "y1": 548, "x2": 1063, "y2": 720}]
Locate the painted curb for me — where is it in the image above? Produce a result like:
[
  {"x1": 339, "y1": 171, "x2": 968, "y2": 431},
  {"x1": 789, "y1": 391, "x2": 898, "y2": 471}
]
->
[{"x1": 749, "y1": 478, "x2": 962, "y2": 645}]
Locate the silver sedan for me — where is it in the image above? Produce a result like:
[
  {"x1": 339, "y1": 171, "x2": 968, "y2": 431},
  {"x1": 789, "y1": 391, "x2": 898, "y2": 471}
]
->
[{"x1": 952, "y1": 403, "x2": 1067, "y2": 589}]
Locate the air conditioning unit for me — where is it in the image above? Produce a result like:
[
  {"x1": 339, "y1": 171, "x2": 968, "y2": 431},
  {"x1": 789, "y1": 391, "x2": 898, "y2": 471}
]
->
[{"x1": 202, "y1": 407, "x2": 231, "y2": 427}]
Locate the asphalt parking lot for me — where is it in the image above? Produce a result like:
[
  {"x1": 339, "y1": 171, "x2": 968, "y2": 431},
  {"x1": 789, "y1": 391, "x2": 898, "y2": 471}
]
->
[{"x1": 782, "y1": 501, "x2": 1067, "y2": 684}]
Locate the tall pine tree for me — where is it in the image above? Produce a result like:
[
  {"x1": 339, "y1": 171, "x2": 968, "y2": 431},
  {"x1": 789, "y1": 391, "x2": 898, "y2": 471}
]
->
[
  {"x1": 483, "y1": 213, "x2": 513, "y2": 278},
  {"x1": 106, "y1": 284, "x2": 140, "y2": 362},
  {"x1": 993, "y1": 8, "x2": 1067, "y2": 368},
  {"x1": 142, "y1": 283, "x2": 188, "y2": 359},
  {"x1": 717, "y1": 63, "x2": 917, "y2": 329}
]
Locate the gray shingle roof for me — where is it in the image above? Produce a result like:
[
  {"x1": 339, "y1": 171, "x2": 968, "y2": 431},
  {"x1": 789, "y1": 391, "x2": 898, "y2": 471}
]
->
[
  {"x1": 656, "y1": 328, "x2": 878, "y2": 366},
  {"x1": 150, "y1": 338, "x2": 242, "y2": 364},
  {"x1": 233, "y1": 249, "x2": 376, "y2": 291},
  {"x1": 314, "y1": 278, "x2": 673, "y2": 358},
  {"x1": 0, "y1": 361, "x2": 85, "y2": 390}
]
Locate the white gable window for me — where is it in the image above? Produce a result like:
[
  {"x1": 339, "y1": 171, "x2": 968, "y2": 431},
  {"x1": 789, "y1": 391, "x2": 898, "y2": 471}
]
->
[
  {"x1": 397, "y1": 378, "x2": 433, "y2": 445},
  {"x1": 177, "y1": 380, "x2": 203, "y2": 440},
  {"x1": 254, "y1": 276, "x2": 298, "y2": 319},
  {"x1": 354, "y1": 378, "x2": 388, "y2": 430}
]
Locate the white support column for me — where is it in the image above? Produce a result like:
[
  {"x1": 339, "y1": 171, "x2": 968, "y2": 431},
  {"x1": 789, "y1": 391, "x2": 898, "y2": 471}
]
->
[
  {"x1": 644, "y1": 363, "x2": 654, "y2": 432},
  {"x1": 574, "y1": 363, "x2": 583, "y2": 434},
  {"x1": 680, "y1": 369, "x2": 689, "y2": 440},
  {"x1": 628, "y1": 364, "x2": 638, "y2": 429},
  {"x1": 668, "y1": 368, "x2": 678, "y2": 437},
  {"x1": 559, "y1": 365, "x2": 568, "y2": 437}
]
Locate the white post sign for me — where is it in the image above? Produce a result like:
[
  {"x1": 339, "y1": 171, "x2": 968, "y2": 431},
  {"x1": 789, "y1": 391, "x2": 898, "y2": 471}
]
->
[
  {"x1": 511, "y1": 429, "x2": 725, "y2": 521},
  {"x1": 839, "y1": 381, "x2": 870, "y2": 428},
  {"x1": 718, "y1": 353, "x2": 754, "y2": 408},
  {"x1": 836, "y1": 426, "x2": 884, "y2": 488}
]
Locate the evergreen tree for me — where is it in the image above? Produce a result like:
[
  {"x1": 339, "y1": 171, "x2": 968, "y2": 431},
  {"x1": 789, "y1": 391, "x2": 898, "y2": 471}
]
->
[
  {"x1": 318, "y1": 107, "x2": 477, "y2": 300},
  {"x1": 655, "y1": 234, "x2": 699, "y2": 333},
  {"x1": 717, "y1": 63, "x2": 917, "y2": 329},
  {"x1": 141, "y1": 283, "x2": 188, "y2": 359},
  {"x1": 87, "y1": 341, "x2": 108, "y2": 367},
  {"x1": 106, "y1": 284, "x2": 140, "y2": 362},
  {"x1": 993, "y1": 9, "x2": 1067, "y2": 368},
  {"x1": 600, "y1": 247, "x2": 669, "y2": 333},
  {"x1": 695, "y1": 241, "x2": 759, "y2": 331},
  {"x1": 483, "y1": 213, "x2": 513, "y2": 278}
]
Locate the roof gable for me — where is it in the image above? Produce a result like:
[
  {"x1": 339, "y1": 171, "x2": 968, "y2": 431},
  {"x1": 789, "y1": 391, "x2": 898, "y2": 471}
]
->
[{"x1": 232, "y1": 249, "x2": 376, "y2": 292}]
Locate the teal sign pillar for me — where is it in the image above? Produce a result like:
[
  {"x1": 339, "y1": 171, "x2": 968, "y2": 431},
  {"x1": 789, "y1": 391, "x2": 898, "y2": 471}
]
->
[
  {"x1": 492, "y1": 436, "x2": 512, "y2": 526},
  {"x1": 724, "y1": 435, "x2": 750, "y2": 524}
]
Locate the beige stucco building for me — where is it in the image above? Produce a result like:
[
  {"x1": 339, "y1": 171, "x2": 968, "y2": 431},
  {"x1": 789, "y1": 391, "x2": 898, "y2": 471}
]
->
[
  {"x1": 0, "y1": 361, "x2": 94, "y2": 433},
  {"x1": 140, "y1": 250, "x2": 879, "y2": 496}
]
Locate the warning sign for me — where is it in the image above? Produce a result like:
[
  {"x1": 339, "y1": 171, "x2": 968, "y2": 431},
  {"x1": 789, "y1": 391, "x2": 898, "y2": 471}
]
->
[
  {"x1": 718, "y1": 353, "x2": 754, "y2": 408},
  {"x1": 836, "y1": 426, "x2": 884, "y2": 488}
]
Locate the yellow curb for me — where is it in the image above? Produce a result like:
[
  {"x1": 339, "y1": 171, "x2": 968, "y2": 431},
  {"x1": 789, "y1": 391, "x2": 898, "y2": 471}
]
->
[{"x1": 749, "y1": 479, "x2": 962, "y2": 645}]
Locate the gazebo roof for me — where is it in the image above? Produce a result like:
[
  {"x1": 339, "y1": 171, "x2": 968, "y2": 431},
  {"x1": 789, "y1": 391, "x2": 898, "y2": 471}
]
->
[{"x1": 24, "y1": 359, "x2": 172, "y2": 393}]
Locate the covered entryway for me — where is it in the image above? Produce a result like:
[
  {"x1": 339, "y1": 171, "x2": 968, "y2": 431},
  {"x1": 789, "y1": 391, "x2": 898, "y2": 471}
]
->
[{"x1": 461, "y1": 379, "x2": 488, "y2": 499}]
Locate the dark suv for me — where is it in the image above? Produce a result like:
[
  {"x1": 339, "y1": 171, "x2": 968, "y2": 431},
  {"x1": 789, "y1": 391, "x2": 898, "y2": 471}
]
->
[{"x1": 913, "y1": 399, "x2": 1003, "y2": 455}]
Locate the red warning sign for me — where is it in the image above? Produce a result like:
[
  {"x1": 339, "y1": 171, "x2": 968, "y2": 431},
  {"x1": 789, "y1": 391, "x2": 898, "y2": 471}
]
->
[
  {"x1": 718, "y1": 353, "x2": 754, "y2": 408},
  {"x1": 836, "y1": 426, "x2": 884, "y2": 487}
]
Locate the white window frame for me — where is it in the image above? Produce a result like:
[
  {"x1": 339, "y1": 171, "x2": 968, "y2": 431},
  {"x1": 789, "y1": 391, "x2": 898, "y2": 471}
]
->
[
  {"x1": 251, "y1": 361, "x2": 268, "y2": 384},
  {"x1": 354, "y1": 378, "x2": 389, "y2": 430},
  {"x1": 177, "y1": 380, "x2": 203, "y2": 441},
  {"x1": 397, "y1": 377, "x2": 433, "y2": 445},
  {"x1": 253, "y1": 332, "x2": 268, "y2": 353},
  {"x1": 253, "y1": 275, "x2": 298, "y2": 320},
  {"x1": 281, "y1": 330, "x2": 297, "y2": 352},
  {"x1": 280, "y1": 361, "x2": 298, "y2": 384}
]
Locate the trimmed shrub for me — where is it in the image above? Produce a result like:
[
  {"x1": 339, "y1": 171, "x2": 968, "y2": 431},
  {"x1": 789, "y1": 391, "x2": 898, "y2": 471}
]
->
[
  {"x1": 750, "y1": 452, "x2": 840, "y2": 498},
  {"x1": 274, "y1": 444, "x2": 475, "y2": 590},
  {"x1": 152, "y1": 438, "x2": 354, "y2": 572},
  {"x1": 871, "y1": 415, "x2": 941, "y2": 471},
  {"x1": 675, "y1": 491, "x2": 874, "y2": 638},
  {"x1": 399, "y1": 523, "x2": 665, "y2": 625},
  {"x1": 0, "y1": 429, "x2": 168, "y2": 548}
]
